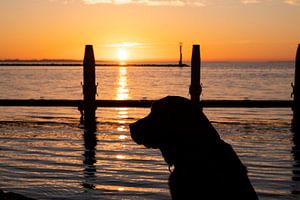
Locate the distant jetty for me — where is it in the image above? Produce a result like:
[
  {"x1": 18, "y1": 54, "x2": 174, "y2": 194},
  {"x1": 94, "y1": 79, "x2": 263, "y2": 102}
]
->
[{"x1": 0, "y1": 62, "x2": 189, "y2": 67}]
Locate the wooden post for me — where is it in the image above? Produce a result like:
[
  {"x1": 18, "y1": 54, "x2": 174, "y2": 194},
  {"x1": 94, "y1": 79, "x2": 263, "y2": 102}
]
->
[
  {"x1": 83, "y1": 45, "x2": 96, "y2": 129},
  {"x1": 293, "y1": 44, "x2": 300, "y2": 132},
  {"x1": 189, "y1": 45, "x2": 202, "y2": 106}
]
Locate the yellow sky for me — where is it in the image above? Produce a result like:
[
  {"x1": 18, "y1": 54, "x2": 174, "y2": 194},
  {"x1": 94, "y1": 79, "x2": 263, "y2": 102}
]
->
[{"x1": 0, "y1": 0, "x2": 299, "y2": 61}]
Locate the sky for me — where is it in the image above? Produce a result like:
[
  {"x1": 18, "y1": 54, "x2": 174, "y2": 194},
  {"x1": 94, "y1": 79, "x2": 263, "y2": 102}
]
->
[{"x1": 0, "y1": 0, "x2": 299, "y2": 62}]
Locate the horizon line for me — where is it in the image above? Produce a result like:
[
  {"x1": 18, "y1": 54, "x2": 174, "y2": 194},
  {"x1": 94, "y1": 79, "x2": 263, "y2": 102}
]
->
[{"x1": 0, "y1": 58, "x2": 294, "y2": 63}]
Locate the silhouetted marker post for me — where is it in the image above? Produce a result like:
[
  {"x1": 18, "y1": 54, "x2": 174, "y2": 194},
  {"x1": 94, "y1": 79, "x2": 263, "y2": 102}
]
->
[
  {"x1": 83, "y1": 45, "x2": 97, "y2": 129},
  {"x1": 189, "y1": 45, "x2": 202, "y2": 107},
  {"x1": 179, "y1": 42, "x2": 183, "y2": 66},
  {"x1": 293, "y1": 44, "x2": 300, "y2": 132}
]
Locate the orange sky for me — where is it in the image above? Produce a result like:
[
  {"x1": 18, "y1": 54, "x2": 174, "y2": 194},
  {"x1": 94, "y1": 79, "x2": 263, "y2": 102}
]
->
[{"x1": 0, "y1": 0, "x2": 299, "y2": 62}]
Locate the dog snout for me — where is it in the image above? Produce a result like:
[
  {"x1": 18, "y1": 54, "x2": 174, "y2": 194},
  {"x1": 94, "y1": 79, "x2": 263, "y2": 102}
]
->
[{"x1": 130, "y1": 116, "x2": 156, "y2": 147}]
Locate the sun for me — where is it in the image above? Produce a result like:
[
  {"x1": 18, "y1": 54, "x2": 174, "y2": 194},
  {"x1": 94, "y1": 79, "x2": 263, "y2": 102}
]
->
[{"x1": 117, "y1": 48, "x2": 128, "y2": 64}]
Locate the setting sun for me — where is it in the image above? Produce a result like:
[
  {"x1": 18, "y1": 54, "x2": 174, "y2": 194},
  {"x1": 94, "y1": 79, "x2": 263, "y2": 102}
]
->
[{"x1": 117, "y1": 48, "x2": 128, "y2": 64}]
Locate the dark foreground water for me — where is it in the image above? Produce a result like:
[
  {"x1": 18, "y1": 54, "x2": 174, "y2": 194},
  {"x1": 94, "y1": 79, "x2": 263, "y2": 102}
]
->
[{"x1": 0, "y1": 62, "x2": 299, "y2": 199}]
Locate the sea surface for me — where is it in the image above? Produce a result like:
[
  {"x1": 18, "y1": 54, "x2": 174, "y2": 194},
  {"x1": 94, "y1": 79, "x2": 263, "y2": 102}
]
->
[{"x1": 0, "y1": 62, "x2": 299, "y2": 200}]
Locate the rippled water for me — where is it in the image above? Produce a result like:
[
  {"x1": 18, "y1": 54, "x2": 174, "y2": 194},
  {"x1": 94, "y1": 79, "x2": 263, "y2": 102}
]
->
[{"x1": 0, "y1": 62, "x2": 299, "y2": 199}]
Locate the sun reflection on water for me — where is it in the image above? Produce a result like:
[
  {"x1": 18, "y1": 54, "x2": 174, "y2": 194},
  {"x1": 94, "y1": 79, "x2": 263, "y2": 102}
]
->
[
  {"x1": 116, "y1": 67, "x2": 129, "y2": 100},
  {"x1": 118, "y1": 135, "x2": 127, "y2": 140},
  {"x1": 117, "y1": 126, "x2": 127, "y2": 132},
  {"x1": 118, "y1": 111, "x2": 128, "y2": 119},
  {"x1": 115, "y1": 66, "x2": 130, "y2": 127},
  {"x1": 116, "y1": 155, "x2": 126, "y2": 159}
]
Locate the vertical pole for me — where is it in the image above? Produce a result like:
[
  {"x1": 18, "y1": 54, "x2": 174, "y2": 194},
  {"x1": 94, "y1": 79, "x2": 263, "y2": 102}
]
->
[
  {"x1": 83, "y1": 45, "x2": 96, "y2": 129},
  {"x1": 293, "y1": 44, "x2": 300, "y2": 132},
  {"x1": 189, "y1": 44, "x2": 202, "y2": 106}
]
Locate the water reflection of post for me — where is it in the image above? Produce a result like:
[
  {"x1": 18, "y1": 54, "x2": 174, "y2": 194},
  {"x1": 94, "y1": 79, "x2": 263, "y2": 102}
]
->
[
  {"x1": 292, "y1": 133, "x2": 300, "y2": 195},
  {"x1": 82, "y1": 114, "x2": 97, "y2": 190}
]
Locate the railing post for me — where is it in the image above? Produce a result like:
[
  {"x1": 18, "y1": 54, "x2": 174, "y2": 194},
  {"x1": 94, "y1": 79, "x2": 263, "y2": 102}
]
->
[
  {"x1": 83, "y1": 45, "x2": 97, "y2": 129},
  {"x1": 293, "y1": 44, "x2": 300, "y2": 132},
  {"x1": 189, "y1": 44, "x2": 202, "y2": 106}
]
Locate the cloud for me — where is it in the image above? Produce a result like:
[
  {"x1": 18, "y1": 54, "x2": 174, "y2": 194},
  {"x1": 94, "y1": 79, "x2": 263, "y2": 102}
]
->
[
  {"x1": 50, "y1": 0, "x2": 299, "y2": 7},
  {"x1": 81, "y1": 0, "x2": 206, "y2": 7},
  {"x1": 240, "y1": 0, "x2": 261, "y2": 4},
  {"x1": 240, "y1": 0, "x2": 299, "y2": 5},
  {"x1": 283, "y1": 0, "x2": 299, "y2": 5},
  {"x1": 105, "y1": 42, "x2": 144, "y2": 47}
]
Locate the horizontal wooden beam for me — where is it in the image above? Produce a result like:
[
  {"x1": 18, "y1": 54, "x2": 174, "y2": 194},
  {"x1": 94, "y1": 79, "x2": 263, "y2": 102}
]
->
[
  {"x1": 0, "y1": 99, "x2": 83, "y2": 107},
  {"x1": 0, "y1": 63, "x2": 189, "y2": 67},
  {"x1": 0, "y1": 99, "x2": 293, "y2": 108},
  {"x1": 202, "y1": 100, "x2": 292, "y2": 108}
]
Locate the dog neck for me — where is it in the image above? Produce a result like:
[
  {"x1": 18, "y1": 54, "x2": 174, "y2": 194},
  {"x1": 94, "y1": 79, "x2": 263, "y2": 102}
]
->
[{"x1": 164, "y1": 140, "x2": 225, "y2": 173}]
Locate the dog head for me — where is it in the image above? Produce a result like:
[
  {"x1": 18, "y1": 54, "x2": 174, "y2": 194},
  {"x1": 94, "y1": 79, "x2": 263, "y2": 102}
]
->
[{"x1": 129, "y1": 96, "x2": 220, "y2": 165}]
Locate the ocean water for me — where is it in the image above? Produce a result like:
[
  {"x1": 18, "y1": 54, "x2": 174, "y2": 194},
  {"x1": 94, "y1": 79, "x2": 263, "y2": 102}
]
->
[{"x1": 0, "y1": 62, "x2": 299, "y2": 199}]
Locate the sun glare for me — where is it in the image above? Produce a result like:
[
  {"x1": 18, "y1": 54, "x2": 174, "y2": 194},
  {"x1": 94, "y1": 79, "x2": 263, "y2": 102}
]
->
[{"x1": 117, "y1": 48, "x2": 128, "y2": 64}]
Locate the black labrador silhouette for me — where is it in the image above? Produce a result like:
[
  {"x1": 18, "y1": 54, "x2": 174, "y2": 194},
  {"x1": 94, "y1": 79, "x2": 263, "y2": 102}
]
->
[{"x1": 130, "y1": 96, "x2": 258, "y2": 200}]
